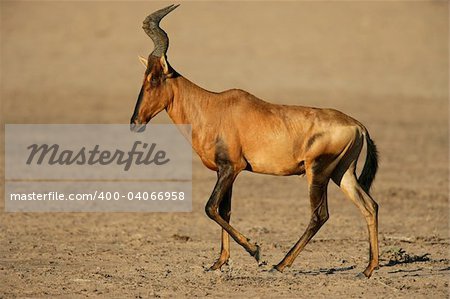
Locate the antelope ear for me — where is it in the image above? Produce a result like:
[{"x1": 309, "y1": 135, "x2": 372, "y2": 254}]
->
[
  {"x1": 138, "y1": 56, "x2": 148, "y2": 68},
  {"x1": 160, "y1": 55, "x2": 170, "y2": 75}
]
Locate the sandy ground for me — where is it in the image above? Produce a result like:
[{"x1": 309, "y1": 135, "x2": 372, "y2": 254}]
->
[{"x1": 1, "y1": 1, "x2": 449, "y2": 298}]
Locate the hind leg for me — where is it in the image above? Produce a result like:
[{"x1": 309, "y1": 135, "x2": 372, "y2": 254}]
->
[
  {"x1": 337, "y1": 164, "x2": 379, "y2": 277},
  {"x1": 274, "y1": 166, "x2": 330, "y2": 272}
]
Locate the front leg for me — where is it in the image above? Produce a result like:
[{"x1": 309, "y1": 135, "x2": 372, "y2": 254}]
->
[
  {"x1": 205, "y1": 165, "x2": 260, "y2": 263},
  {"x1": 209, "y1": 187, "x2": 232, "y2": 270}
]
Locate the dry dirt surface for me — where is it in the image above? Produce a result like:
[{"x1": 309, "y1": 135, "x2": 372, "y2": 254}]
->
[{"x1": 1, "y1": 1, "x2": 449, "y2": 298}]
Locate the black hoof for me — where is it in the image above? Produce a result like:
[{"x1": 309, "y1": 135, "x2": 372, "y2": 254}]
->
[
  {"x1": 355, "y1": 272, "x2": 367, "y2": 279},
  {"x1": 269, "y1": 266, "x2": 283, "y2": 273}
]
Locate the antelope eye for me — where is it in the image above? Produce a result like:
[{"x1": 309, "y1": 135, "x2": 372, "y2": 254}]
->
[{"x1": 151, "y1": 77, "x2": 159, "y2": 86}]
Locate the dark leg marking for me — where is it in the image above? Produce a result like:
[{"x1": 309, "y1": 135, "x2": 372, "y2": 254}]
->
[
  {"x1": 205, "y1": 139, "x2": 260, "y2": 263},
  {"x1": 209, "y1": 186, "x2": 233, "y2": 270},
  {"x1": 331, "y1": 137, "x2": 363, "y2": 186},
  {"x1": 311, "y1": 154, "x2": 338, "y2": 175}
]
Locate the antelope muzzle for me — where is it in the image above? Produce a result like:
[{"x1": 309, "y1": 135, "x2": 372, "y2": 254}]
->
[{"x1": 130, "y1": 121, "x2": 146, "y2": 133}]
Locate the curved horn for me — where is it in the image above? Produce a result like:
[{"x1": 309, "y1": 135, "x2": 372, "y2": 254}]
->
[{"x1": 143, "y1": 4, "x2": 179, "y2": 57}]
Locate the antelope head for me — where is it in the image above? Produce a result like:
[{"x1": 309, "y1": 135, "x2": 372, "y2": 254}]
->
[{"x1": 130, "y1": 4, "x2": 179, "y2": 132}]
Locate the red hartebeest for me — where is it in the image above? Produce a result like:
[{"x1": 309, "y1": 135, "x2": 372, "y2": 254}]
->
[{"x1": 130, "y1": 5, "x2": 380, "y2": 278}]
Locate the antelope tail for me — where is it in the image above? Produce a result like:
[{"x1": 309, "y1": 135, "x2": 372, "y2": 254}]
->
[{"x1": 358, "y1": 132, "x2": 379, "y2": 195}]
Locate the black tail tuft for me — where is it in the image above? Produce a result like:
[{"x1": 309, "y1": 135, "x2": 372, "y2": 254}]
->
[{"x1": 358, "y1": 133, "x2": 379, "y2": 195}]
